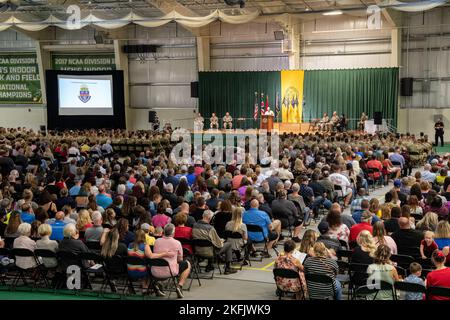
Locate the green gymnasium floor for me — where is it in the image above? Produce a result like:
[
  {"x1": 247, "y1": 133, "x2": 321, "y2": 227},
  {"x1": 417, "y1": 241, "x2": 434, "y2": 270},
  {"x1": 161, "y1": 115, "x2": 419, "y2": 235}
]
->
[{"x1": 434, "y1": 144, "x2": 450, "y2": 154}]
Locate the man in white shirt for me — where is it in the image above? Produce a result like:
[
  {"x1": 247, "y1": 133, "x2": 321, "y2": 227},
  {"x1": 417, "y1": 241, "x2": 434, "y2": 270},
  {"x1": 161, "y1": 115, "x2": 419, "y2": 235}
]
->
[
  {"x1": 421, "y1": 163, "x2": 436, "y2": 183},
  {"x1": 329, "y1": 164, "x2": 353, "y2": 207},
  {"x1": 278, "y1": 162, "x2": 294, "y2": 181}
]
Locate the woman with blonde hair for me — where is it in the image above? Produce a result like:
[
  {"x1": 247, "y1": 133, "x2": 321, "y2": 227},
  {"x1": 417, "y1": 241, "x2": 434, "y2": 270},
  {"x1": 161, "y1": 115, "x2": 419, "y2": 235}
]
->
[
  {"x1": 372, "y1": 221, "x2": 397, "y2": 254},
  {"x1": 369, "y1": 198, "x2": 381, "y2": 218},
  {"x1": 225, "y1": 207, "x2": 248, "y2": 257},
  {"x1": 299, "y1": 229, "x2": 317, "y2": 256},
  {"x1": 380, "y1": 204, "x2": 391, "y2": 220},
  {"x1": 351, "y1": 230, "x2": 376, "y2": 282},
  {"x1": 434, "y1": 220, "x2": 450, "y2": 253},
  {"x1": 416, "y1": 212, "x2": 439, "y2": 232},
  {"x1": 303, "y1": 242, "x2": 341, "y2": 300},
  {"x1": 76, "y1": 209, "x2": 93, "y2": 232}
]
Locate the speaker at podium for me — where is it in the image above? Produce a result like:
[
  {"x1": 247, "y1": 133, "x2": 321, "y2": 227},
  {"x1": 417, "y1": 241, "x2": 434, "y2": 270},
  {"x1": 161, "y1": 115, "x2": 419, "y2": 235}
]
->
[{"x1": 373, "y1": 112, "x2": 382, "y2": 125}]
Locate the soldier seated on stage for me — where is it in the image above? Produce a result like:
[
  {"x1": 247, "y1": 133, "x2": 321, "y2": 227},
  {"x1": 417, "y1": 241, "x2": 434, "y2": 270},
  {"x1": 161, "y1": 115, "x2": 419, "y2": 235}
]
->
[
  {"x1": 194, "y1": 113, "x2": 204, "y2": 132},
  {"x1": 318, "y1": 112, "x2": 329, "y2": 131},
  {"x1": 329, "y1": 111, "x2": 340, "y2": 132},
  {"x1": 210, "y1": 112, "x2": 219, "y2": 129},
  {"x1": 223, "y1": 112, "x2": 233, "y2": 129}
]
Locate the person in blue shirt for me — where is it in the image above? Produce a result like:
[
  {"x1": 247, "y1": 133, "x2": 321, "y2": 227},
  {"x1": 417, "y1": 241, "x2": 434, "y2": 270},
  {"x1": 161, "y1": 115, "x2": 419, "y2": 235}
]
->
[
  {"x1": 48, "y1": 211, "x2": 67, "y2": 241},
  {"x1": 96, "y1": 185, "x2": 113, "y2": 209},
  {"x1": 164, "y1": 168, "x2": 180, "y2": 190},
  {"x1": 403, "y1": 262, "x2": 425, "y2": 300},
  {"x1": 242, "y1": 199, "x2": 281, "y2": 257},
  {"x1": 20, "y1": 203, "x2": 35, "y2": 224},
  {"x1": 186, "y1": 166, "x2": 197, "y2": 186},
  {"x1": 352, "y1": 199, "x2": 380, "y2": 225},
  {"x1": 69, "y1": 178, "x2": 82, "y2": 197}
]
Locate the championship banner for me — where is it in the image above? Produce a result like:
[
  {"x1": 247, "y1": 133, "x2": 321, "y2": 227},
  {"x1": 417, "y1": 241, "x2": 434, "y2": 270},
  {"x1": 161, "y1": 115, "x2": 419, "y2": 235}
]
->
[
  {"x1": 0, "y1": 53, "x2": 41, "y2": 104},
  {"x1": 281, "y1": 70, "x2": 304, "y2": 123},
  {"x1": 52, "y1": 54, "x2": 116, "y2": 71}
]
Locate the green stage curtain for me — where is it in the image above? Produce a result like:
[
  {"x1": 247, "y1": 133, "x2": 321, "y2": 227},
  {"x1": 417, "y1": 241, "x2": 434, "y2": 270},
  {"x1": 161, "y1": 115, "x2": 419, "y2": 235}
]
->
[
  {"x1": 199, "y1": 71, "x2": 281, "y2": 129},
  {"x1": 303, "y1": 68, "x2": 399, "y2": 129}
]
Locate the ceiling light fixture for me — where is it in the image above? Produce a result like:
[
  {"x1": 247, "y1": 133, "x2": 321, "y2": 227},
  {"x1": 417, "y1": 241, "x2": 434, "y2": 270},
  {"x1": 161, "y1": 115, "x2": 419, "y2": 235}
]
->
[{"x1": 322, "y1": 10, "x2": 343, "y2": 16}]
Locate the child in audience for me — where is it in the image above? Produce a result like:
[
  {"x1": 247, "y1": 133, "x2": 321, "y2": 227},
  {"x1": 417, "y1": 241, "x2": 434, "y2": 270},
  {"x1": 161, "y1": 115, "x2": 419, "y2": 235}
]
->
[
  {"x1": 403, "y1": 262, "x2": 425, "y2": 300},
  {"x1": 420, "y1": 231, "x2": 438, "y2": 259},
  {"x1": 152, "y1": 226, "x2": 163, "y2": 238},
  {"x1": 141, "y1": 223, "x2": 156, "y2": 246}
]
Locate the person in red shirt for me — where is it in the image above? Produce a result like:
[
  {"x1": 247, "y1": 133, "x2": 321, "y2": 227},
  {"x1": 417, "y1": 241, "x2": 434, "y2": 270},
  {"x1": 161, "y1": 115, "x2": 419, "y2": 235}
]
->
[
  {"x1": 349, "y1": 211, "x2": 373, "y2": 244},
  {"x1": 420, "y1": 230, "x2": 438, "y2": 259},
  {"x1": 366, "y1": 154, "x2": 383, "y2": 180},
  {"x1": 426, "y1": 250, "x2": 450, "y2": 300},
  {"x1": 173, "y1": 212, "x2": 193, "y2": 254}
]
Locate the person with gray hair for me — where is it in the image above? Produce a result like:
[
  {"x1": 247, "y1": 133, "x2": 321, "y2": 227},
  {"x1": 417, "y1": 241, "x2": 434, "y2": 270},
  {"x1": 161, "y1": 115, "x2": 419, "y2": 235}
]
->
[
  {"x1": 152, "y1": 223, "x2": 191, "y2": 298},
  {"x1": 421, "y1": 163, "x2": 436, "y2": 183},
  {"x1": 58, "y1": 223, "x2": 90, "y2": 271},
  {"x1": 13, "y1": 223, "x2": 37, "y2": 270},
  {"x1": 84, "y1": 211, "x2": 104, "y2": 242},
  {"x1": 192, "y1": 210, "x2": 237, "y2": 275}
]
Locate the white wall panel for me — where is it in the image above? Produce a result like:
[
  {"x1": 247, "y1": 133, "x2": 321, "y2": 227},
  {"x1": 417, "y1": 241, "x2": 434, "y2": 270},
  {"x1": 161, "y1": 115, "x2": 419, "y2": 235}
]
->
[
  {"x1": 302, "y1": 54, "x2": 391, "y2": 70},
  {"x1": 211, "y1": 57, "x2": 289, "y2": 71}
]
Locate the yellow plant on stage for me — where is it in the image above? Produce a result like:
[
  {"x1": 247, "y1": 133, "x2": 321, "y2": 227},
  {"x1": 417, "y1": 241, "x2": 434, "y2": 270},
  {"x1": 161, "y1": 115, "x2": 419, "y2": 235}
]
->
[{"x1": 281, "y1": 70, "x2": 304, "y2": 123}]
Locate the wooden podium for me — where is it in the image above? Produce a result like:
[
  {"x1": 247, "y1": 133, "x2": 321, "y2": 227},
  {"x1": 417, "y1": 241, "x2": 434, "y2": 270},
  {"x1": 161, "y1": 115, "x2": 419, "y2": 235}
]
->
[{"x1": 260, "y1": 115, "x2": 274, "y2": 130}]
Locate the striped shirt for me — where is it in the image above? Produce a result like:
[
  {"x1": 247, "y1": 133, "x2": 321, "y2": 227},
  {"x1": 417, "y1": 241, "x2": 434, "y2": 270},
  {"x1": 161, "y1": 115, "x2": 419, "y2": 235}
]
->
[
  {"x1": 127, "y1": 243, "x2": 147, "y2": 279},
  {"x1": 303, "y1": 257, "x2": 338, "y2": 299}
]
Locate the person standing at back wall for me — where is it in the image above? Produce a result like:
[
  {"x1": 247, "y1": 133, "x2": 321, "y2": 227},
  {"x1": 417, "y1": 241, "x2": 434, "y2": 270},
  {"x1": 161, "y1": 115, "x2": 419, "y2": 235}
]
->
[{"x1": 435, "y1": 117, "x2": 444, "y2": 147}]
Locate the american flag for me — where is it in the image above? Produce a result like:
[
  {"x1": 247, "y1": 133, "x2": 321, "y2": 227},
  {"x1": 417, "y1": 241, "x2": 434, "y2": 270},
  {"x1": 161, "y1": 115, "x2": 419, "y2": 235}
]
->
[
  {"x1": 265, "y1": 94, "x2": 270, "y2": 113},
  {"x1": 253, "y1": 92, "x2": 259, "y2": 120},
  {"x1": 260, "y1": 93, "x2": 265, "y2": 115}
]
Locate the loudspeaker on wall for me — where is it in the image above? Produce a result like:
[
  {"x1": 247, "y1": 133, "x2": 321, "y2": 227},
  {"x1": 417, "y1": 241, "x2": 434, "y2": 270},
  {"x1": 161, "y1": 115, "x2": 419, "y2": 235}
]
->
[
  {"x1": 191, "y1": 81, "x2": 199, "y2": 98},
  {"x1": 400, "y1": 77, "x2": 413, "y2": 96}
]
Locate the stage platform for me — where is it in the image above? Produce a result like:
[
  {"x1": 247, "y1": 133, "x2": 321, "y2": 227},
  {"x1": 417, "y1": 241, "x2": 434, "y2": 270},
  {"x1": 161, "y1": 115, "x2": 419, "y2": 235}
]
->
[{"x1": 193, "y1": 122, "x2": 315, "y2": 135}]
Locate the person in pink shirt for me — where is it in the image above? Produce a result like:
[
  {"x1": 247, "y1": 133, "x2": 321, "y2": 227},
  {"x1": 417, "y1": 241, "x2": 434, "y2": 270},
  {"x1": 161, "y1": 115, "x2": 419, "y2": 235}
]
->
[
  {"x1": 152, "y1": 223, "x2": 191, "y2": 298},
  {"x1": 232, "y1": 167, "x2": 247, "y2": 190},
  {"x1": 152, "y1": 209, "x2": 172, "y2": 228},
  {"x1": 194, "y1": 161, "x2": 204, "y2": 176}
]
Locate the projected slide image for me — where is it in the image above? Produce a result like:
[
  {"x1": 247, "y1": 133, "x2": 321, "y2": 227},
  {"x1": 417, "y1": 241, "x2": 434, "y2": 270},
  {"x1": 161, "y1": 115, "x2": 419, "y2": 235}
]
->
[{"x1": 58, "y1": 74, "x2": 114, "y2": 116}]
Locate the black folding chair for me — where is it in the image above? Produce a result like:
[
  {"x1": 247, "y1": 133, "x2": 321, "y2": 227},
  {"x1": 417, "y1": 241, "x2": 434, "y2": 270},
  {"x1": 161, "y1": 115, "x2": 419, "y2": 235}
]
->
[
  {"x1": 102, "y1": 255, "x2": 128, "y2": 295},
  {"x1": 348, "y1": 263, "x2": 370, "y2": 300},
  {"x1": 4, "y1": 236, "x2": 17, "y2": 249},
  {"x1": 78, "y1": 251, "x2": 105, "y2": 293},
  {"x1": 124, "y1": 256, "x2": 147, "y2": 296},
  {"x1": 305, "y1": 273, "x2": 336, "y2": 300},
  {"x1": 174, "y1": 237, "x2": 200, "y2": 291},
  {"x1": 34, "y1": 249, "x2": 58, "y2": 289},
  {"x1": 245, "y1": 224, "x2": 269, "y2": 261},
  {"x1": 10, "y1": 248, "x2": 39, "y2": 288},
  {"x1": 273, "y1": 268, "x2": 305, "y2": 300},
  {"x1": 391, "y1": 254, "x2": 415, "y2": 270},
  {"x1": 192, "y1": 239, "x2": 222, "y2": 279},
  {"x1": 56, "y1": 250, "x2": 84, "y2": 291},
  {"x1": 353, "y1": 280, "x2": 396, "y2": 300},
  {"x1": 224, "y1": 230, "x2": 251, "y2": 269},
  {"x1": 337, "y1": 249, "x2": 352, "y2": 262},
  {"x1": 148, "y1": 258, "x2": 179, "y2": 299},
  {"x1": 426, "y1": 286, "x2": 450, "y2": 300},
  {"x1": 394, "y1": 281, "x2": 426, "y2": 300},
  {"x1": 85, "y1": 241, "x2": 102, "y2": 252},
  {"x1": 0, "y1": 248, "x2": 12, "y2": 285}
]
